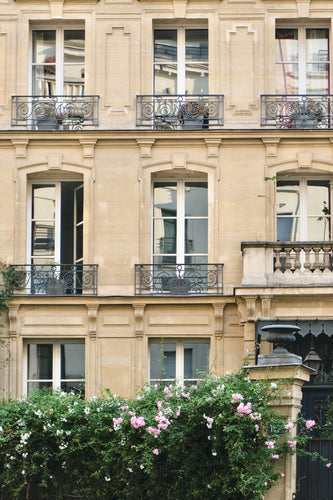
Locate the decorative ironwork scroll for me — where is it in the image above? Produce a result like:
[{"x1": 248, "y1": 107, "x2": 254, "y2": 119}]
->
[
  {"x1": 135, "y1": 263, "x2": 223, "y2": 295},
  {"x1": 11, "y1": 264, "x2": 98, "y2": 295},
  {"x1": 136, "y1": 94, "x2": 224, "y2": 129},
  {"x1": 11, "y1": 95, "x2": 100, "y2": 129},
  {"x1": 261, "y1": 95, "x2": 333, "y2": 129}
]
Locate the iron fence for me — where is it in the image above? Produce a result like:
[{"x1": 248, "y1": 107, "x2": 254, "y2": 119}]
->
[
  {"x1": 11, "y1": 95, "x2": 100, "y2": 129},
  {"x1": 11, "y1": 264, "x2": 98, "y2": 295},
  {"x1": 136, "y1": 94, "x2": 224, "y2": 129},
  {"x1": 135, "y1": 263, "x2": 223, "y2": 295},
  {"x1": 261, "y1": 95, "x2": 333, "y2": 128}
]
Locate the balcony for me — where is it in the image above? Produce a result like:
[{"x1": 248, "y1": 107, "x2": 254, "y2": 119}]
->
[
  {"x1": 136, "y1": 95, "x2": 224, "y2": 129},
  {"x1": 242, "y1": 242, "x2": 333, "y2": 287},
  {"x1": 11, "y1": 95, "x2": 100, "y2": 129},
  {"x1": 261, "y1": 95, "x2": 333, "y2": 129},
  {"x1": 11, "y1": 264, "x2": 98, "y2": 295},
  {"x1": 135, "y1": 263, "x2": 223, "y2": 295}
]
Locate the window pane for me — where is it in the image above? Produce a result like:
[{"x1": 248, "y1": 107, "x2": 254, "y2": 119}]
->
[
  {"x1": 75, "y1": 225, "x2": 83, "y2": 261},
  {"x1": 275, "y1": 63, "x2": 299, "y2": 94},
  {"x1": 32, "y1": 222, "x2": 55, "y2": 255},
  {"x1": 154, "y1": 219, "x2": 177, "y2": 254},
  {"x1": 276, "y1": 29, "x2": 298, "y2": 61},
  {"x1": 185, "y1": 219, "x2": 208, "y2": 253},
  {"x1": 153, "y1": 255, "x2": 177, "y2": 265},
  {"x1": 33, "y1": 65, "x2": 56, "y2": 96},
  {"x1": 306, "y1": 29, "x2": 329, "y2": 94},
  {"x1": 307, "y1": 216, "x2": 331, "y2": 241},
  {"x1": 276, "y1": 29, "x2": 298, "y2": 94},
  {"x1": 150, "y1": 343, "x2": 176, "y2": 381},
  {"x1": 185, "y1": 255, "x2": 208, "y2": 265},
  {"x1": 64, "y1": 30, "x2": 85, "y2": 64},
  {"x1": 277, "y1": 182, "x2": 300, "y2": 241},
  {"x1": 32, "y1": 185, "x2": 56, "y2": 220},
  {"x1": 185, "y1": 30, "x2": 208, "y2": 62},
  {"x1": 185, "y1": 182, "x2": 208, "y2": 216},
  {"x1": 276, "y1": 181, "x2": 300, "y2": 215},
  {"x1": 33, "y1": 31, "x2": 56, "y2": 64},
  {"x1": 277, "y1": 216, "x2": 300, "y2": 241},
  {"x1": 28, "y1": 382, "x2": 52, "y2": 393},
  {"x1": 185, "y1": 64, "x2": 208, "y2": 94},
  {"x1": 154, "y1": 30, "x2": 177, "y2": 62},
  {"x1": 61, "y1": 381, "x2": 85, "y2": 395},
  {"x1": 75, "y1": 187, "x2": 83, "y2": 224},
  {"x1": 154, "y1": 183, "x2": 177, "y2": 217},
  {"x1": 61, "y1": 344, "x2": 85, "y2": 380},
  {"x1": 184, "y1": 342, "x2": 209, "y2": 379},
  {"x1": 28, "y1": 344, "x2": 53, "y2": 380},
  {"x1": 306, "y1": 63, "x2": 328, "y2": 93},
  {"x1": 64, "y1": 65, "x2": 84, "y2": 96},
  {"x1": 33, "y1": 31, "x2": 56, "y2": 95},
  {"x1": 307, "y1": 181, "x2": 330, "y2": 215},
  {"x1": 154, "y1": 65, "x2": 177, "y2": 95}
]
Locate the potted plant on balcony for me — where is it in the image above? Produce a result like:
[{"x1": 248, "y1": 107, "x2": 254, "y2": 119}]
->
[{"x1": 177, "y1": 101, "x2": 209, "y2": 129}]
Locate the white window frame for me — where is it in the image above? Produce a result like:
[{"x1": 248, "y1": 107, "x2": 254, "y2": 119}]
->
[
  {"x1": 275, "y1": 24, "x2": 330, "y2": 95},
  {"x1": 30, "y1": 25, "x2": 85, "y2": 96},
  {"x1": 149, "y1": 339, "x2": 210, "y2": 385},
  {"x1": 23, "y1": 339, "x2": 85, "y2": 396},
  {"x1": 27, "y1": 181, "x2": 61, "y2": 266},
  {"x1": 153, "y1": 25, "x2": 208, "y2": 95},
  {"x1": 276, "y1": 176, "x2": 332, "y2": 241},
  {"x1": 74, "y1": 184, "x2": 84, "y2": 265},
  {"x1": 27, "y1": 179, "x2": 84, "y2": 268},
  {"x1": 152, "y1": 178, "x2": 208, "y2": 264}
]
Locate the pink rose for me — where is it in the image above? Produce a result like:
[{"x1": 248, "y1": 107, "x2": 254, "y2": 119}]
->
[{"x1": 305, "y1": 420, "x2": 316, "y2": 429}]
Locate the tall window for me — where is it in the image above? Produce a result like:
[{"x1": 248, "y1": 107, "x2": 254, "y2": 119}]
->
[
  {"x1": 154, "y1": 28, "x2": 208, "y2": 95},
  {"x1": 277, "y1": 179, "x2": 331, "y2": 241},
  {"x1": 149, "y1": 340, "x2": 209, "y2": 385},
  {"x1": 275, "y1": 27, "x2": 329, "y2": 94},
  {"x1": 28, "y1": 181, "x2": 83, "y2": 268},
  {"x1": 24, "y1": 341, "x2": 85, "y2": 395},
  {"x1": 32, "y1": 28, "x2": 85, "y2": 96},
  {"x1": 153, "y1": 180, "x2": 208, "y2": 265}
]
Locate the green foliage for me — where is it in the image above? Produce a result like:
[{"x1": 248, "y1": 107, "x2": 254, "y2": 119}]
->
[
  {"x1": 0, "y1": 372, "x2": 326, "y2": 500},
  {"x1": 0, "y1": 262, "x2": 18, "y2": 310},
  {"x1": 264, "y1": 174, "x2": 292, "y2": 182}
]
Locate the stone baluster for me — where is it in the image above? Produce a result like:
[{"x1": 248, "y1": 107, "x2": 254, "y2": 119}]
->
[
  {"x1": 274, "y1": 246, "x2": 282, "y2": 274},
  {"x1": 313, "y1": 245, "x2": 321, "y2": 274},
  {"x1": 303, "y1": 246, "x2": 312, "y2": 273},
  {"x1": 284, "y1": 247, "x2": 292, "y2": 273},
  {"x1": 293, "y1": 246, "x2": 301, "y2": 274},
  {"x1": 323, "y1": 245, "x2": 331, "y2": 273}
]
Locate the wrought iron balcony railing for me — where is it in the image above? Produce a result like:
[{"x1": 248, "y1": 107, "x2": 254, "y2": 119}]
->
[
  {"x1": 136, "y1": 95, "x2": 224, "y2": 129},
  {"x1": 11, "y1": 264, "x2": 98, "y2": 295},
  {"x1": 261, "y1": 95, "x2": 333, "y2": 129},
  {"x1": 135, "y1": 263, "x2": 223, "y2": 295},
  {"x1": 11, "y1": 95, "x2": 100, "y2": 129}
]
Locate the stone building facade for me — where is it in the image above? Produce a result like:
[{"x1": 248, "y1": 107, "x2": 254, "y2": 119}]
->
[{"x1": 0, "y1": 0, "x2": 332, "y2": 497}]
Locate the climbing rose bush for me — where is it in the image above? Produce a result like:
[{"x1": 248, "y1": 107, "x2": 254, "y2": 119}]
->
[{"x1": 0, "y1": 371, "x2": 326, "y2": 499}]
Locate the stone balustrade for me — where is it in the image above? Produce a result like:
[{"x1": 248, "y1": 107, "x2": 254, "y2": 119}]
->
[{"x1": 241, "y1": 242, "x2": 333, "y2": 287}]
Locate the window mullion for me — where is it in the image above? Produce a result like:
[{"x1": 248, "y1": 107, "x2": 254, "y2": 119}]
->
[
  {"x1": 178, "y1": 28, "x2": 185, "y2": 95},
  {"x1": 300, "y1": 178, "x2": 308, "y2": 240},
  {"x1": 299, "y1": 27, "x2": 307, "y2": 94},
  {"x1": 55, "y1": 182, "x2": 61, "y2": 264},
  {"x1": 177, "y1": 181, "x2": 185, "y2": 263},
  {"x1": 329, "y1": 184, "x2": 333, "y2": 241},
  {"x1": 176, "y1": 341, "x2": 183, "y2": 383},
  {"x1": 56, "y1": 28, "x2": 63, "y2": 95},
  {"x1": 53, "y1": 342, "x2": 61, "y2": 391}
]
